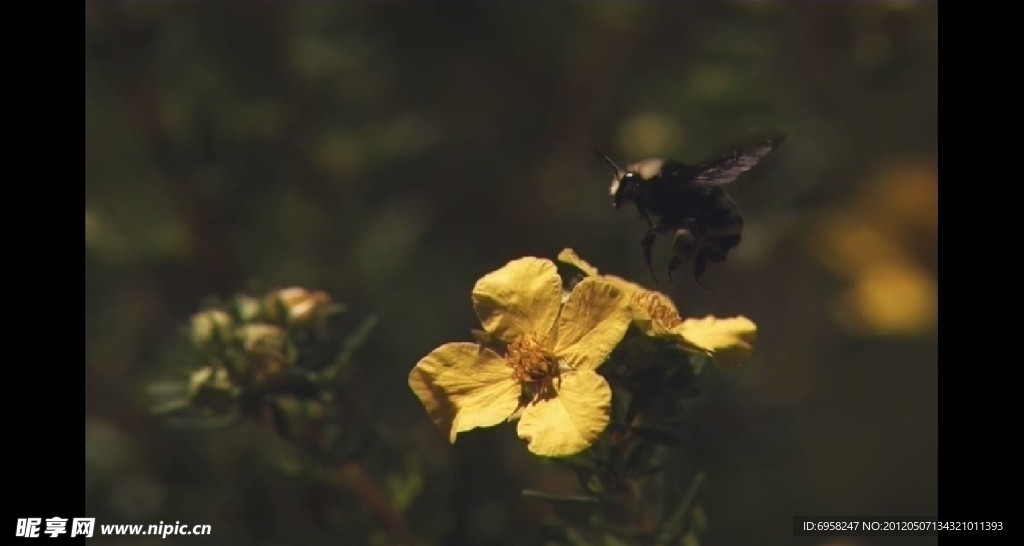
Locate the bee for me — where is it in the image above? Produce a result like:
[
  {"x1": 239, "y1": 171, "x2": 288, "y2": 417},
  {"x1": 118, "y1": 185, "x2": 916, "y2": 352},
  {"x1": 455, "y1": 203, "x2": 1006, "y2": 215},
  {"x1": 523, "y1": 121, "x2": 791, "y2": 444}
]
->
[{"x1": 600, "y1": 135, "x2": 784, "y2": 289}]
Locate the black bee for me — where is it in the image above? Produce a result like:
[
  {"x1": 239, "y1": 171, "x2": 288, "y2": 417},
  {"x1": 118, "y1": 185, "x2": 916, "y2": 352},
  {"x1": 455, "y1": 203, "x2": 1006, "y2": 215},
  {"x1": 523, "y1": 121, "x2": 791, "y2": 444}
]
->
[{"x1": 600, "y1": 135, "x2": 784, "y2": 289}]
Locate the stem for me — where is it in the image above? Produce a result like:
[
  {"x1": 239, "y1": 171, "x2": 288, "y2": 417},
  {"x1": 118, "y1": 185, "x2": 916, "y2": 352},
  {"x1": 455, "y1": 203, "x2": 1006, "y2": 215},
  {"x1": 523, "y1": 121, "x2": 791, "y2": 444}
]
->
[
  {"x1": 330, "y1": 461, "x2": 423, "y2": 546},
  {"x1": 522, "y1": 490, "x2": 602, "y2": 504},
  {"x1": 607, "y1": 424, "x2": 658, "y2": 537}
]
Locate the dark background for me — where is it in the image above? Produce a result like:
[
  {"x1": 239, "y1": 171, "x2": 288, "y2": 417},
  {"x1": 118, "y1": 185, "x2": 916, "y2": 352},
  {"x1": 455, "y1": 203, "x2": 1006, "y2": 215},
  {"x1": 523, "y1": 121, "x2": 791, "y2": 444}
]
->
[{"x1": 85, "y1": 3, "x2": 937, "y2": 545}]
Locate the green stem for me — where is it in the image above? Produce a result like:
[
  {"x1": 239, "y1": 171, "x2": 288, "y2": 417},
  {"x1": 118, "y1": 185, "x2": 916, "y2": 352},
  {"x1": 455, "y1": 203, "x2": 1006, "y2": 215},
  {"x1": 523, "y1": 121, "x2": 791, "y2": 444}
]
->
[
  {"x1": 521, "y1": 490, "x2": 601, "y2": 504},
  {"x1": 329, "y1": 461, "x2": 423, "y2": 546}
]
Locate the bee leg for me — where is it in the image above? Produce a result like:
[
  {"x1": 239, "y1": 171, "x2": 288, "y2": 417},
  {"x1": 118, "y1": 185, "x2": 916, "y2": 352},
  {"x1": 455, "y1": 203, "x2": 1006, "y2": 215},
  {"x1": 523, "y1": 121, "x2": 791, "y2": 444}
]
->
[
  {"x1": 692, "y1": 250, "x2": 716, "y2": 293},
  {"x1": 669, "y1": 229, "x2": 698, "y2": 290},
  {"x1": 641, "y1": 229, "x2": 660, "y2": 286},
  {"x1": 668, "y1": 252, "x2": 684, "y2": 290}
]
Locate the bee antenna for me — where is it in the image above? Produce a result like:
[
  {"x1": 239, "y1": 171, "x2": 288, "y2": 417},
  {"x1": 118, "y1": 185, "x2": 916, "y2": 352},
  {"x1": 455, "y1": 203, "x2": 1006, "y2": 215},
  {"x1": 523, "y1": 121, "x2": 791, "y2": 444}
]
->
[{"x1": 596, "y1": 151, "x2": 623, "y2": 175}]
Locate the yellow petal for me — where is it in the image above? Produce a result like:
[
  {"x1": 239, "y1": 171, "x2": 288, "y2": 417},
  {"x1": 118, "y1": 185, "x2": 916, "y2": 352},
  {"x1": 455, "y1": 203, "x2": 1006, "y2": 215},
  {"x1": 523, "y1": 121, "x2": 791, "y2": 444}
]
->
[
  {"x1": 555, "y1": 249, "x2": 642, "y2": 298},
  {"x1": 556, "y1": 248, "x2": 600, "y2": 277},
  {"x1": 603, "y1": 274, "x2": 644, "y2": 296},
  {"x1": 472, "y1": 257, "x2": 563, "y2": 342},
  {"x1": 674, "y1": 316, "x2": 757, "y2": 369},
  {"x1": 516, "y1": 370, "x2": 611, "y2": 457},
  {"x1": 408, "y1": 342, "x2": 521, "y2": 442},
  {"x1": 627, "y1": 287, "x2": 684, "y2": 335},
  {"x1": 553, "y1": 278, "x2": 632, "y2": 371}
]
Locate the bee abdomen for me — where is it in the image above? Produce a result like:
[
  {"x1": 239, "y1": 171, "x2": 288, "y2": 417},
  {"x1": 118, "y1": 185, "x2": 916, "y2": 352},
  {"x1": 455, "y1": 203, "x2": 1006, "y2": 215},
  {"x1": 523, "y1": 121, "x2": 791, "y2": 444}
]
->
[
  {"x1": 703, "y1": 234, "x2": 741, "y2": 261},
  {"x1": 704, "y1": 215, "x2": 742, "y2": 237},
  {"x1": 700, "y1": 211, "x2": 743, "y2": 261}
]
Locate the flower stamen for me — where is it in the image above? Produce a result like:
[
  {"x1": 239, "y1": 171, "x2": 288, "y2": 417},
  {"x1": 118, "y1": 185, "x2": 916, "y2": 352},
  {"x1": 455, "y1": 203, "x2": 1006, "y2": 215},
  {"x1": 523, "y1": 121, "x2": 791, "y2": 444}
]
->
[{"x1": 506, "y1": 335, "x2": 560, "y2": 400}]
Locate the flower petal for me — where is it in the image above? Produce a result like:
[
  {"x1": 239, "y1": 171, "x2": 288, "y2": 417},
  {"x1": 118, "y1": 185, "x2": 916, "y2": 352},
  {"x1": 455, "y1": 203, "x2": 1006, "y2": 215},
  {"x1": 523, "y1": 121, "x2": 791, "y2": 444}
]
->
[
  {"x1": 555, "y1": 249, "x2": 642, "y2": 299},
  {"x1": 674, "y1": 316, "x2": 757, "y2": 369},
  {"x1": 627, "y1": 287, "x2": 684, "y2": 335},
  {"x1": 552, "y1": 278, "x2": 631, "y2": 371},
  {"x1": 556, "y1": 248, "x2": 600, "y2": 277},
  {"x1": 603, "y1": 274, "x2": 644, "y2": 296},
  {"x1": 472, "y1": 257, "x2": 563, "y2": 342},
  {"x1": 408, "y1": 342, "x2": 521, "y2": 442},
  {"x1": 516, "y1": 370, "x2": 611, "y2": 457}
]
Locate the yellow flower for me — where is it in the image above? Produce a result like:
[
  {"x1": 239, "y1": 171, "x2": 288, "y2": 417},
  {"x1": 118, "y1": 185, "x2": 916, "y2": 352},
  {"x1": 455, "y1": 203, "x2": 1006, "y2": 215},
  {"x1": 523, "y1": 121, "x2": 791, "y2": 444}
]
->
[
  {"x1": 557, "y1": 248, "x2": 756, "y2": 369},
  {"x1": 408, "y1": 257, "x2": 631, "y2": 457}
]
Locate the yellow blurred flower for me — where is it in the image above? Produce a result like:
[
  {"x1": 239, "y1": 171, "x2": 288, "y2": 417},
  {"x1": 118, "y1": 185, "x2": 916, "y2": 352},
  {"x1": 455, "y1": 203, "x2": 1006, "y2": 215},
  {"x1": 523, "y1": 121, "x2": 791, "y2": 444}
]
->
[
  {"x1": 557, "y1": 248, "x2": 756, "y2": 369},
  {"x1": 813, "y1": 161, "x2": 937, "y2": 336},
  {"x1": 834, "y1": 261, "x2": 936, "y2": 336},
  {"x1": 408, "y1": 257, "x2": 631, "y2": 457}
]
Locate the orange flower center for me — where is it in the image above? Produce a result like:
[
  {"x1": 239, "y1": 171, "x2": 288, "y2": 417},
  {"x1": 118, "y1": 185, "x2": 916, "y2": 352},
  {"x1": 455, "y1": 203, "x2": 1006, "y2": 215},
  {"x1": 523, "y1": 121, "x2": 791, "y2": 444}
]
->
[
  {"x1": 505, "y1": 335, "x2": 560, "y2": 401},
  {"x1": 630, "y1": 289, "x2": 682, "y2": 328}
]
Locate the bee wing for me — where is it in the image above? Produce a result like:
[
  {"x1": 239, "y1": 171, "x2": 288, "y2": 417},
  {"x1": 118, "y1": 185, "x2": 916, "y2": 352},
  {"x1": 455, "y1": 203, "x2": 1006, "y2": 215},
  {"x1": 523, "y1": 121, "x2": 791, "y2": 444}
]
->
[{"x1": 690, "y1": 135, "x2": 785, "y2": 187}]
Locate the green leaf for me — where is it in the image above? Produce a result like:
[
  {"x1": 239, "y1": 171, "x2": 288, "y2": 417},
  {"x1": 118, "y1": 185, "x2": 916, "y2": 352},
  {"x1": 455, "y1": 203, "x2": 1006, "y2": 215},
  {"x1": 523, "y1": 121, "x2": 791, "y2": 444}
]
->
[
  {"x1": 689, "y1": 354, "x2": 711, "y2": 376},
  {"x1": 589, "y1": 516, "x2": 653, "y2": 541},
  {"x1": 321, "y1": 314, "x2": 378, "y2": 385},
  {"x1": 521, "y1": 490, "x2": 601, "y2": 505},
  {"x1": 165, "y1": 411, "x2": 241, "y2": 430},
  {"x1": 621, "y1": 436, "x2": 658, "y2": 472},
  {"x1": 149, "y1": 399, "x2": 190, "y2": 415},
  {"x1": 578, "y1": 471, "x2": 605, "y2": 496},
  {"x1": 146, "y1": 380, "x2": 188, "y2": 397}
]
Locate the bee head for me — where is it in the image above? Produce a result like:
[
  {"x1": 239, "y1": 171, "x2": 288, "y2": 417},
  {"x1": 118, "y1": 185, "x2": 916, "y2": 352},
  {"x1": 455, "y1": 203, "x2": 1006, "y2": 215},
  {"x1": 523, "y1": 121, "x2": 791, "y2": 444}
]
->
[
  {"x1": 598, "y1": 151, "x2": 635, "y2": 209},
  {"x1": 610, "y1": 172, "x2": 640, "y2": 209}
]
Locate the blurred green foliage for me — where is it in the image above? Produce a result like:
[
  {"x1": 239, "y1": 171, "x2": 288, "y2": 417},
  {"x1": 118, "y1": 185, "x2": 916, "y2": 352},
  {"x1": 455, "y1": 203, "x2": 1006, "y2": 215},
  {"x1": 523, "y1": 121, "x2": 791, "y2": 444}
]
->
[{"x1": 86, "y1": 3, "x2": 937, "y2": 545}]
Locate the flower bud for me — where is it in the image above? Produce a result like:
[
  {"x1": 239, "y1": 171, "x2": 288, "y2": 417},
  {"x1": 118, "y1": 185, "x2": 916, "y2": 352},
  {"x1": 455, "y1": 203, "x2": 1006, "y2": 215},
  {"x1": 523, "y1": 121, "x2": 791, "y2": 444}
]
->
[
  {"x1": 189, "y1": 310, "x2": 233, "y2": 350},
  {"x1": 186, "y1": 366, "x2": 234, "y2": 413},
  {"x1": 265, "y1": 287, "x2": 332, "y2": 327},
  {"x1": 236, "y1": 324, "x2": 291, "y2": 388},
  {"x1": 237, "y1": 323, "x2": 287, "y2": 354},
  {"x1": 235, "y1": 295, "x2": 262, "y2": 323}
]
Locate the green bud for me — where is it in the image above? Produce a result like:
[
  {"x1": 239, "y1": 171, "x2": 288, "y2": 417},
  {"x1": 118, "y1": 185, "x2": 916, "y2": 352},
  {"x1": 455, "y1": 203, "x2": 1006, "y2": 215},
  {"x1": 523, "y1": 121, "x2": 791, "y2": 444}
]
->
[
  {"x1": 189, "y1": 310, "x2": 233, "y2": 350},
  {"x1": 235, "y1": 295, "x2": 262, "y2": 323}
]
